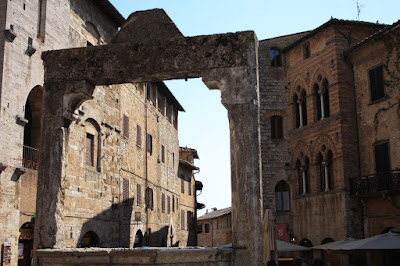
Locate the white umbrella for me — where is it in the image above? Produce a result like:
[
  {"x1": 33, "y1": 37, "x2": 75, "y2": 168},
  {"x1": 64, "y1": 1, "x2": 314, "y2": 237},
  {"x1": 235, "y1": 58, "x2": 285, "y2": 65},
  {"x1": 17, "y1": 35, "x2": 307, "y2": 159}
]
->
[
  {"x1": 277, "y1": 240, "x2": 310, "y2": 252},
  {"x1": 313, "y1": 238, "x2": 357, "y2": 250},
  {"x1": 324, "y1": 232, "x2": 400, "y2": 250}
]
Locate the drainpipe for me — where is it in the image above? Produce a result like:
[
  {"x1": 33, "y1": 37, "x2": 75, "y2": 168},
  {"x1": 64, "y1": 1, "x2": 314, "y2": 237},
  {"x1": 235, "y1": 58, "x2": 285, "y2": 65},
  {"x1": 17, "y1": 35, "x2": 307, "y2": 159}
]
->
[{"x1": 144, "y1": 83, "x2": 149, "y2": 236}]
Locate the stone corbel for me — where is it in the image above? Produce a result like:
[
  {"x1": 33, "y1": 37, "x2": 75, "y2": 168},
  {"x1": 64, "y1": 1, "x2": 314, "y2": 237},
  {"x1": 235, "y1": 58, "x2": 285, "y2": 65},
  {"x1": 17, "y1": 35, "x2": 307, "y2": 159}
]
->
[
  {"x1": 16, "y1": 115, "x2": 29, "y2": 126},
  {"x1": 0, "y1": 162, "x2": 8, "y2": 172},
  {"x1": 13, "y1": 167, "x2": 26, "y2": 181},
  {"x1": 5, "y1": 29, "x2": 17, "y2": 42}
]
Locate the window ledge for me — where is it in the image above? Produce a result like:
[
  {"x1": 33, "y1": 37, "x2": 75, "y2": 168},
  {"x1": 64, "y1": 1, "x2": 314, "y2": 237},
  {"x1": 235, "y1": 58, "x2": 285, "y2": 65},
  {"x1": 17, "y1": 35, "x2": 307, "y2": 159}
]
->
[{"x1": 368, "y1": 97, "x2": 388, "y2": 106}]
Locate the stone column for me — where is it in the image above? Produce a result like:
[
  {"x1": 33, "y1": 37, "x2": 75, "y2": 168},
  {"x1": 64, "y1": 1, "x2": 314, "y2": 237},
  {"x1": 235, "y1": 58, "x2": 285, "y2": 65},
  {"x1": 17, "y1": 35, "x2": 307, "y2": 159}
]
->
[
  {"x1": 301, "y1": 167, "x2": 307, "y2": 195},
  {"x1": 319, "y1": 90, "x2": 325, "y2": 119},
  {"x1": 324, "y1": 162, "x2": 329, "y2": 191},
  {"x1": 298, "y1": 100, "x2": 303, "y2": 127},
  {"x1": 34, "y1": 81, "x2": 95, "y2": 250},
  {"x1": 203, "y1": 63, "x2": 263, "y2": 265}
]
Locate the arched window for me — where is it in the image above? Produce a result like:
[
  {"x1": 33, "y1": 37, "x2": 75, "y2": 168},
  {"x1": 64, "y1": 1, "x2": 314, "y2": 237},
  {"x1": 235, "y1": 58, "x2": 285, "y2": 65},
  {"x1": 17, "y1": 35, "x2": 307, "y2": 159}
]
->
[
  {"x1": 80, "y1": 231, "x2": 100, "y2": 248},
  {"x1": 314, "y1": 83, "x2": 322, "y2": 121},
  {"x1": 134, "y1": 230, "x2": 144, "y2": 247},
  {"x1": 271, "y1": 115, "x2": 283, "y2": 139},
  {"x1": 322, "y1": 79, "x2": 330, "y2": 118},
  {"x1": 296, "y1": 159, "x2": 302, "y2": 195},
  {"x1": 301, "y1": 90, "x2": 308, "y2": 126},
  {"x1": 304, "y1": 157, "x2": 310, "y2": 194},
  {"x1": 23, "y1": 86, "x2": 43, "y2": 170},
  {"x1": 318, "y1": 149, "x2": 334, "y2": 192},
  {"x1": 85, "y1": 119, "x2": 101, "y2": 172},
  {"x1": 293, "y1": 94, "x2": 300, "y2": 128},
  {"x1": 326, "y1": 150, "x2": 333, "y2": 190},
  {"x1": 317, "y1": 153, "x2": 325, "y2": 192},
  {"x1": 275, "y1": 181, "x2": 290, "y2": 211}
]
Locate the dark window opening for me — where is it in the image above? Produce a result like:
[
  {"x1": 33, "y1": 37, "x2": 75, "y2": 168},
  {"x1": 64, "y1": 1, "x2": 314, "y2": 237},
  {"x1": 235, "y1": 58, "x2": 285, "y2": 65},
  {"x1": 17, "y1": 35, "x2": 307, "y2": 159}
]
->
[
  {"x1": 86, "y1": 133, "x2": 94, "y2": 166},
  {"x1": 161, "y1": 145, "x2": 165, "y2": 163},
  {"x1": 271, "y1": 116, "x2": 283, "y2": 139},
  {"x1": 137, "y1": 184, "x2": 142, "y2": 206},
  {"x1": 301, "y1": 90, "x2": 308, "y2": 126},
  {"x1": 318, "y1": 153, "x2": 325, "y2": 192},
  {"x1": 181, "y1": 176, "x2": 185, "y2": 193},
  {"x1": 145, "y1": 187, "x2": 154, "y2": 210},
  {"x1": 146, "y1": 133, "x2": 153, "y2": 155},
  {"x1": 296, "y1": 159, "x2": 302, "y2": 195},
  {"x1": 270, "y1": 48, "x2": 282, "y2": 67},
  {"x1": 146, "y1": 83, "x2": 153, "y2": 101},
  {"x1": 181, "y1": 210, "x2": 185, "y2": 230},
  {"x1": 369, "y1": 65, "x2": 385, "y2": 102},
  {"x1": 134, "y1": 230, "x2": 143, "y2": 247},
  {"x1": 304, "y1": 157, "x2": 310, "y2": 194},
  {"x1": 167, "y1": 196, "x2": 170, "y2": 214},
  {"x1": 187, "y1": 211, "x2": 193, "y2": 230},
  {"x1": 161, "y1": 193, "x2": 165, "y2": 213},
  {"x1": 314, "y1": 83, "x2": 322, "y2": 121},
  {"x1": 275, "y1": 181, "x2": 290, "y2": 211},
  {"x1": 204, "y1": 223, "x2": 210, "y2": 233},
  {"x1": 136, "y1": 125, "x2": 142, "y2": 147},
  {"x1": 80, "y1": 231, "x2": 100, "y2": 248},
  {"x1": 374, "y1": 142, "x2": 391, "y2": 174},
  {"x1": 323, "y1": 79, "x2": 330, "y2": 118},
  {"x1": 303, "y1": 43, "x2": 310, "y2": 59},
  {"x1": 197, "y1": 224, "x2": 203, "y2": 234},
  {"x1": 293, "y1": 94, "x2": 300, "y2": 128},
  {"x1": 188, "y1": 179, "x2": 192, "y2": 196}
]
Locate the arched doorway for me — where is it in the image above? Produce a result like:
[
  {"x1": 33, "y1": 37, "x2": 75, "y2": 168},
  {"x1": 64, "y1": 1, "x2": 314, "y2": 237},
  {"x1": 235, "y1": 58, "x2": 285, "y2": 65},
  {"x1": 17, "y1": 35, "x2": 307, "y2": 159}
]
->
[
  {"x1": 80, "y1": 231, "x2": 100, "y2": 248},
  {"x1": 134, "y1": 230, "x2": 143, "y2": 247},
  {"x1": 18, "y1": 222, "x2": 34, "y2": 266},
  {"x1": 23, "y1": 86, "x2": 43, "y2": 170}
]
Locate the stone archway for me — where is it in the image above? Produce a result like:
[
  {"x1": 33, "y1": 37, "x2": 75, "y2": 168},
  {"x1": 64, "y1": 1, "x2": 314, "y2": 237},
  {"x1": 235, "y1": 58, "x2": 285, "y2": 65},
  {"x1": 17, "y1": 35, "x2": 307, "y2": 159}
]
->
[{"x1": 35, "y1": 9, "x2": 263, "y2": 266}]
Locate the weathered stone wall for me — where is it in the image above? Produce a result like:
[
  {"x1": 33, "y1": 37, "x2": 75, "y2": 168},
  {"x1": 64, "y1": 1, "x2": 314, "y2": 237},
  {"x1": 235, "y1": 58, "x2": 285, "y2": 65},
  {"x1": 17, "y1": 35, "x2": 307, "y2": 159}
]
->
[
  {"x1": 0, "y1": 0, "x2": 125, "y2": 264},
  {"x1": 348, "y1": 25, "x2": 400, "y2": 237},
  {"x1": 197, "y1": 214, "x2": 232, "y2": 247},
  {"x1": 36, "y1": 247, "x2": 233, "y2": 266},
  {"x1": 258, "y1": 32, "x2": 308, "y2": 238}
]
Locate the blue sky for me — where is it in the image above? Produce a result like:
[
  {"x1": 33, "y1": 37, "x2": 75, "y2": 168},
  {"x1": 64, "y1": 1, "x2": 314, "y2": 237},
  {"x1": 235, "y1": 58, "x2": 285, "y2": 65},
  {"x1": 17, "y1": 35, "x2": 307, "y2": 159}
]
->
[{"x1": 110, "y1": 0, "x2": 400, "y2": 215}]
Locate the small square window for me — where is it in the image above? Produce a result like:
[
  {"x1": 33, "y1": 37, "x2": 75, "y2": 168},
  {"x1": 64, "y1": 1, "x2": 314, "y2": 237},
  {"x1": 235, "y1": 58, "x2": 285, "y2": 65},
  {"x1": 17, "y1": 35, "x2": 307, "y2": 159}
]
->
[
  {"x1": 270, "y1": 48, "x2": 282, "y2": 67},
  {"x1": 303, "y1": 43, "x2": 310, "y2": 59}
]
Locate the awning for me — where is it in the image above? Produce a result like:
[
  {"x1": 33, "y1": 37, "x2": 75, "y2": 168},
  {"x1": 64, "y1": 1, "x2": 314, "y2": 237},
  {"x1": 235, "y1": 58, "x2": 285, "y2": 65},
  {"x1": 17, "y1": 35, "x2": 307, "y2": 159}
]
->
[{"x1": 313, "y1": 238, "x2": 357, "y2": 250}]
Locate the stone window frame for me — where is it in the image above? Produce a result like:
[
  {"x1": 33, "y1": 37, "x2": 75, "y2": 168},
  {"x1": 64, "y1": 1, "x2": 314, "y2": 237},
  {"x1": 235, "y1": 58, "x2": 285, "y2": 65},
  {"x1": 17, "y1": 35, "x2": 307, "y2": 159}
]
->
[
  {"x1": 84, "y1": 119, "x2": 101, "y2": 172},
  {"x1": 314, "y1": 76, "x2": 330, "y2": 121},
  {"x1": 293, "y1": 88, "x2": 308, "y2": 129}
]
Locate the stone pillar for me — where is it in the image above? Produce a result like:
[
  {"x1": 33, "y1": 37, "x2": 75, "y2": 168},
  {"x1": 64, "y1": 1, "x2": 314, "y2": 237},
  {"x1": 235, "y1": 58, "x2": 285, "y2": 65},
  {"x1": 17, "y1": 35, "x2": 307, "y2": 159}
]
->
[
  {"x1": 319, "y1": 90, "x2": 325, "y2": 119},
  {"x1": 298, "y1": 100, "x2": 303, "y2": 127},
  {"x1": 34, "y1": 81, "x2": 95, "y2": 249},
  {"x1": 324, "y1": 162, "x2": 329, "y2": 191},
  {"x1": 203, "y1": 63, "x2": 263, "y2": 265}
]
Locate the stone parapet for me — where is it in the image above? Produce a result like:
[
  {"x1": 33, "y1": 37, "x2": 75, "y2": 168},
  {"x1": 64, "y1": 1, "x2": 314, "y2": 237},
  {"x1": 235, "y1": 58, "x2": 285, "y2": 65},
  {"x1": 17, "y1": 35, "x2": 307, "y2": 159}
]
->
[{"x1": 36, "y1": 247, "x2": 233, "y2": 266}]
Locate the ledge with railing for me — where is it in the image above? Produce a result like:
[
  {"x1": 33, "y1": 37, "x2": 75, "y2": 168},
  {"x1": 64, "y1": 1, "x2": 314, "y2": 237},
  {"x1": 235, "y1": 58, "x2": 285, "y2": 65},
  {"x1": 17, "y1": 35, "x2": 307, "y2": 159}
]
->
[
  {"x1": 350, "y1": 170, "x2": 400, "y2": 196},
  {"x1": 22, "y1": 145, "x2": 40, "y2": 170}
]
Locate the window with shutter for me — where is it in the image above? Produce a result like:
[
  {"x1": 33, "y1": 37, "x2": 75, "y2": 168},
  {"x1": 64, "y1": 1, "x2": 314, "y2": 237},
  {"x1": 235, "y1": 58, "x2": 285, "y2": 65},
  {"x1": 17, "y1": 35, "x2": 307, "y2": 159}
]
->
[
  {"x1": 123, "y1": 115, "x2": 129, "y2": 139},
  {"x1": 181, "y1": 210, "x2": 185, "y2": 230},
  {"x1": 86, "y1": 133, "x2": 94, "y2": 166},
  {"x1": 161, "y1": 193, "x2": 165, "y2": 213},
  {"x1": 369, "y1": 65, "x2": 385, "y2": 102},
  {"x1": 161, "y1": 145, "x2": 165, "y2": 163},
  {"x1": 172, "y1": 196, "x2": 175, "y2": 212},
  {"x1": 137, "y1": 184, "x2": 141, "y2": 206},
  {"x1": 188, "y1": 179, "x2": 191, "y2": 196},
  {"x1": 167, "y1": 196, "x2": 170, "y2": 214},
  {"x1": 123, "y1": 178, "x2": 129, "y2": 202},
  {"x1": 181, "y1": 177, "x2": 185, "y2": 193},
  {"x1": 136, "y1": 125, "x2": 142, "y2": 147},
  {"x1": 146, "y1": 134, "x2": 153, "y2": 155},
  {"x1": 187, "y1": 211, "x2": 193, "y2": 230}
]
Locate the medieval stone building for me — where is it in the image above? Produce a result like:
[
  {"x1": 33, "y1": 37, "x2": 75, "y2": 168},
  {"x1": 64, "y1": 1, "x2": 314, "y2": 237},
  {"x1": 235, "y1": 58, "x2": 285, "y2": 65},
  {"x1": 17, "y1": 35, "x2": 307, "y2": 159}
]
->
[
  {"x1": 260, "y1": 18, "x2": 400, "y2": 251},
  {"x1": 0, "y1": 1, "x2": 201, "y2": 265}
]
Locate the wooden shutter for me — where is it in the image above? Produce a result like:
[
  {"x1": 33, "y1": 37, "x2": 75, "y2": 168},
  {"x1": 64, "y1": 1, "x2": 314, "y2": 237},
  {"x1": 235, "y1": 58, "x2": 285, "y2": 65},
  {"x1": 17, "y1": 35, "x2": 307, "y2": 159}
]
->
[
  {"x1": 370, "y1": 65, "x2": 385, "y2": 102},
  {"x1": 123, "y1": 115, "x2": 129, "y2": 138},
  {"x1": 136, "y1": 125, "x2": 142, "y2": 147},
  {"x1": 123, "y1": 178, "x2": 129, "y2": 202},
  {"x1": 181, "y1": 210, "x2": 185, "y2": 230},
  {"x1": 161, "y1": 193, "x2": 165, "y2": 213},
  {"x1": 375, "y1": 142, "x2": 390, "y2": 173},
  {"x1": 161, "y1": 145, "x2": 165, "y2": 163},
  {"x1": 137, "y1": 184, "x2": 141, "y2": 206},
  {"x1": 167, "y1": 196, "x2": 170, "y2": 214},
  {"x1": 86, "y1": 133, "x2": 94, "y2": 166}
]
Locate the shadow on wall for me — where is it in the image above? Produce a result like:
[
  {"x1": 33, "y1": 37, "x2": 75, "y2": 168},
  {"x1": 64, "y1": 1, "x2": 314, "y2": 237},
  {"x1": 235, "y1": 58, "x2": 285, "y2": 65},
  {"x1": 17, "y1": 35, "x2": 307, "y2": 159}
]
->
[{"x1": 77, "y1": 198, "x2": 134, "y2": 248}]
